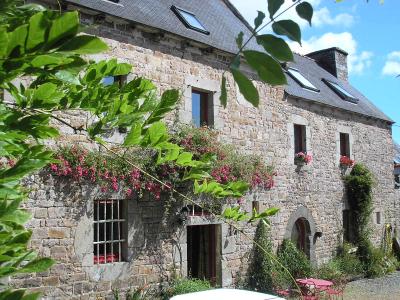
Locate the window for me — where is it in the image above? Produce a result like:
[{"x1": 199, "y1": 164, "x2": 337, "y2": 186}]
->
[
  {"x1": 192, "y1": 90, "x2": 212, "y2": 127},
  {"x1": 294, "y1": 124, "x2": 307, "y2": 154},
  {"x1": 375, "y1": 212, "x2": 381, "y2": 225},
  {"x1": 94, "y1": 199, "x2": 126, "y2": 264},
  {"x1": 102, "y1": 75, "x2": 126, "y2": 86},
  {"x1": 340, "y1": 133, "x2": 350, "y2": 157},
  {"x1": 287, "y1": 68, "x2": 319, "y2": 92},
  {"x1": 171, "y1": 5, "x2": 209, "y2": 35},
  {"x1": 323, "y1": 79, "x2": 358, "y2": 104},
  {"x1": 395, "y1": 165, "x2": 400, "y2": 189}
]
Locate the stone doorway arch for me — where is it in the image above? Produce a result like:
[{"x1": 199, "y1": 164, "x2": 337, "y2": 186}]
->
[{"x1": 284, "y1": 206, "x2": 317, "y2": 264}]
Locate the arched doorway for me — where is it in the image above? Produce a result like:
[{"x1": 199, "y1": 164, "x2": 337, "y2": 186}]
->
[
  {"x1": 284, "y1": 206, "x2": 317, "y2": 264},
  {"x1": 291, "y1": 217, "x2": 311, "y2": 258}
]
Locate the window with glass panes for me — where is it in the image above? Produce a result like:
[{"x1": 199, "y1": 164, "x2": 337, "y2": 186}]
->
[
  {"x1": 294, "y1": 124, "x2": 306, "y2": 154},
  {"x1": 192, "y1": 90, "x2": 212, "y2": 127},
  {"x1": 340, "y1": 133, "x2": 350, "y2": 157},
  {"x1": 93, "y1": 199, "x2": 126, "y2": 264}
]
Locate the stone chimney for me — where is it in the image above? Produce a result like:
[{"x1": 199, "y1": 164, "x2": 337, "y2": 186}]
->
[{"x1": 306, "y1": 47, "x2": 348, "y2": 81}]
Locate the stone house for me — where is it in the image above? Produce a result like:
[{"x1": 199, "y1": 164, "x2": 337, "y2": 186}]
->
[{"x1": 13, "y1": 0, "x2": 399, "y2": 298}]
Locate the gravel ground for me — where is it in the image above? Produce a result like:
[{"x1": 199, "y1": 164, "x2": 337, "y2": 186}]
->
[{"x1": 344, "y1": 271, "x2": 400, "y2": 300}]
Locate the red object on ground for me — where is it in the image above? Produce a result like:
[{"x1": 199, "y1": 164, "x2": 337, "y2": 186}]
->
[
  {"x1": 296, "y1": 278, "x2": 334, "y2": 299},
  {"x1": 94, "y1": 253, "x2": 119, "y2": 264}
]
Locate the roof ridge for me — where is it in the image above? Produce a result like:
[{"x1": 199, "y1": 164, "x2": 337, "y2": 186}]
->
[
  {"x1": 222, "y1": 0, "x2": 254, "y2": 33},
  {"x1": 293, "y1": 51, "x2": 316, "y2": 62}
]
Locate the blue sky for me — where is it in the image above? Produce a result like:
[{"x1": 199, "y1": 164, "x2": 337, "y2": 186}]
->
[{"x1": 230, "y1": 0, "x2": 400, "y2": 144}]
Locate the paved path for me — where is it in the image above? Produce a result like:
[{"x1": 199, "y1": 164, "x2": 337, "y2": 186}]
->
[{"x1": 344, "y1": 271, "x2": 400, "y2": 300}]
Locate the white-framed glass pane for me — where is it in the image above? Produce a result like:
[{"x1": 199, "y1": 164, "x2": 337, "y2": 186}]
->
[
  {"x1": 177, "y1": 8, "x2": 206, "y2": 31},
  {"x1": 288, "y1": 68, "x2": 318, "y2": 91}
]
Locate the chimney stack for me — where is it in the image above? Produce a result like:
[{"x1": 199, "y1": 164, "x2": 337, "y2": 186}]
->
[{"x1": 306, "y1": 47, "x2": 348, "y2": 81}]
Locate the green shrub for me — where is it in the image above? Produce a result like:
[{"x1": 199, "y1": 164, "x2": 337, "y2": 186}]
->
[
  {"x1": 163, "y1": 278, "x2": 212, "y2": 298},
  {"x1": 313, "y1": 260, "x2": 345, "y2": 283},
  {"x1": 274, "y1": 239, "x2": 312, "y2": 288},
  {"x1": 364, "y1": 246, "x2": 398, "y2": 278},
  {"x1": 248, "y1": 221, "x2": 274, "y2": 293},
  {"x1": 336, "y1": 243, "x2": 364, "y2": 276}
]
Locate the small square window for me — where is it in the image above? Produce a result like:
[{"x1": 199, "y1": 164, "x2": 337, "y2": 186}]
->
[
  {"x1": 375, "y1": 212, "x2": 381, "y2": 225},
  {"x1": 294, "y1": 124, "x2": 307, "y2": 155},
  {"x1": 93, "y1": 199, "x2": 126, "y2": 264},
  {"x1": 171, "y1": 5, "x2": 209, "y2": 35},
  {"x1": 192, "y1": 89, "x2": 213, "y2": 127},
  {"x1": 395, "y1": 174, "x2": 400, "y2": 189},
  {"x1": 340, "y1": 133, "x2": 350, "y2": 157}
]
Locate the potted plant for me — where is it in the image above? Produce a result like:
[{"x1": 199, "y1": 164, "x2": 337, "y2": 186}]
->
[
  {"x1": 339, "y1": 156, "x2": 355, "y2": 175},
  {"x1": 294, "y1": 152, "x2": 312, "y2": 166}
]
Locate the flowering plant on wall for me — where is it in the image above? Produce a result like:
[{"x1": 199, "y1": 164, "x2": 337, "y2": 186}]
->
[
  {"x1": 294, "y1": 152, "x2": 312, "y2": 166},
  {"x1": 339, "y1": 156, "x2": 355, "y2": 168},
  {"x1": 173, "y1": 125, "x2": 276, "y2": 190},
  {"x1": 49, "y1": 126, "x2": 276, "y2": 199}
]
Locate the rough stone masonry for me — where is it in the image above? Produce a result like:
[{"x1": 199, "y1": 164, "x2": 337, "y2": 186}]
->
[{"x1": 10, "y1": 2, "x2": 399, "y2": 299}]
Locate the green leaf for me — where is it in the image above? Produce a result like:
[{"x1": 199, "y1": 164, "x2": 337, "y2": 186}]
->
[
  {"x1": 220, "y1": 75, "x2": 227, "y2": 108},
  {"x1": 256, "y1": 34, "x2": 293, "y2": 62},
  {"x1": 22, "y1": 292, "x2": 42, "y2": 300},
  {"x1": 147, "y1": 122, "x2": 167, "y2": 146},
  {"x1": 32, "y1": 82, "x2": 57, "y2": 101},
  {"x1": 176, "y1": 152, "x2": 193, "y2": 166},
  {"x1": 254, "y1": 11, "x2": 265, "y2": 30},
  {"x1": 58, "y1": 35, "x2": 108, "y2": 54},
  {"x1": 26, "y1": 11, "x2": 47, "y2": 50},
  {"x1": 7, "y1": 24, "x2": 28, "y2": 56},
  {"x1": 268, "y1": 0, "x2": 284, "y2": 19},
  {"x1": 0, "y1": 27, "x2": 9, "y2": 58},
  {"x1": 243, "y1": 50, "x2": 286, "y2": 85},
  {"x1": 124, "y1": 124, "x2": 142, "y2": 146},
  {"x1": 112, "y1": 63, "x2": 132, "y2": 76},
  {"x1": 47, "y1": 11, "x2": 79, "y2": 48},
  {"x1": 18, "y1": 258, "x2": 54, "y2": 273},
  {"x1": 296, "y1": 2, "x2": 313, "y2": 26},
  {"x1": 145, "y1": 90, "x2": 180, "y2": 125},
  {"x1": 235, "y1": 31, "x2": 244, "y2": 49},
  {"x1": 30, "y1": 54, "x2": 73, "y2": 68},
  {"x1": 272, "y1": 20, "x2": 302, "y2": 45},
  {"x1": 230, "y1": 67, "x2": 259, "y2": 107}
]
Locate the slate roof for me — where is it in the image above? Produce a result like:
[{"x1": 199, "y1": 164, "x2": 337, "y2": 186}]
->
[
  {"x1": 64, "y1": 0, "x2": 392, "y2": 123},
  {"x1": 286, "y1": 54, "x2": 393, "y2": 123},
  {"x1": 65, "y1": 0, "x2": 260, "y2": 54}
]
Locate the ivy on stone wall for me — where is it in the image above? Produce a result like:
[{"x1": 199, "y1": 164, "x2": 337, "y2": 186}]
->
[{"x1": 344, "y1": 164, "x2": 374, "y2": 269}]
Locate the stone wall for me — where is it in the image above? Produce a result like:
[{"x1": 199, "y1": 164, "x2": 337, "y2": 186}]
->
[{"x1": 10, "y1": 13, "x2": 398, "y2": 300}]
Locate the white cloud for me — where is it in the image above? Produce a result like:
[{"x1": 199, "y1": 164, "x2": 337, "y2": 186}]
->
[
  {"x1": 289, "y1": 32, "x2": 373, "y2": 75},
  {"x1": 312, "y1": 7, "x2": 354, "y2": 28},
  {"x1": 229, "y1": 0, "x2": 354, "y2": 30},
  {"x1": 382, "y1": 51, "x2": 400, "y2": 76}
]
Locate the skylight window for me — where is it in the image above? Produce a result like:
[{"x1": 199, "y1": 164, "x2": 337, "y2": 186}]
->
[
  {"x1": 323, "y1": 79, "x2": 358, "y2": 104},
  {"x1": 171, "y1": 5, "x2": 209, "y2": 35},
  {"x1": 287, "y1": 68, "x2": 319, "y2": 92}
]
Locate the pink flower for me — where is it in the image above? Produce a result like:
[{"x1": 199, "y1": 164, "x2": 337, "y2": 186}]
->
[
  {"x1": 50, "y1": 164, "x2": 58, "y2": 172},
  {"x1": 126, "y1": 188, "x2": 132, "y2": 197}
]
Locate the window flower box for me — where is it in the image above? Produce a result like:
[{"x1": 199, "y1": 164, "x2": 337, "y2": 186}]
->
[
  {"x1": 294, "y1": 152, "x2": 312, "y2": 166},
  {"x1": 339, "y1": 156, "x2": 355, "y2": 176}
]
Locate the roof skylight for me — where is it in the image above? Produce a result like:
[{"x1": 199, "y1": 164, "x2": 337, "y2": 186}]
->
[
  {"x1": 171, "y1": 5, "x2": 209, "y2": 35},
  {"x1": 323, "y1": 79, "x2": 359, "y2": 104},
  {"x1": 287, "y1": 68, "x2": 319, "y2": 92}
]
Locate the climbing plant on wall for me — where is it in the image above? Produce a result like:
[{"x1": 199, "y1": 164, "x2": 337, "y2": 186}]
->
[{"x1": 344, "y1": 164, "x2": 374, "y2": 268}]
